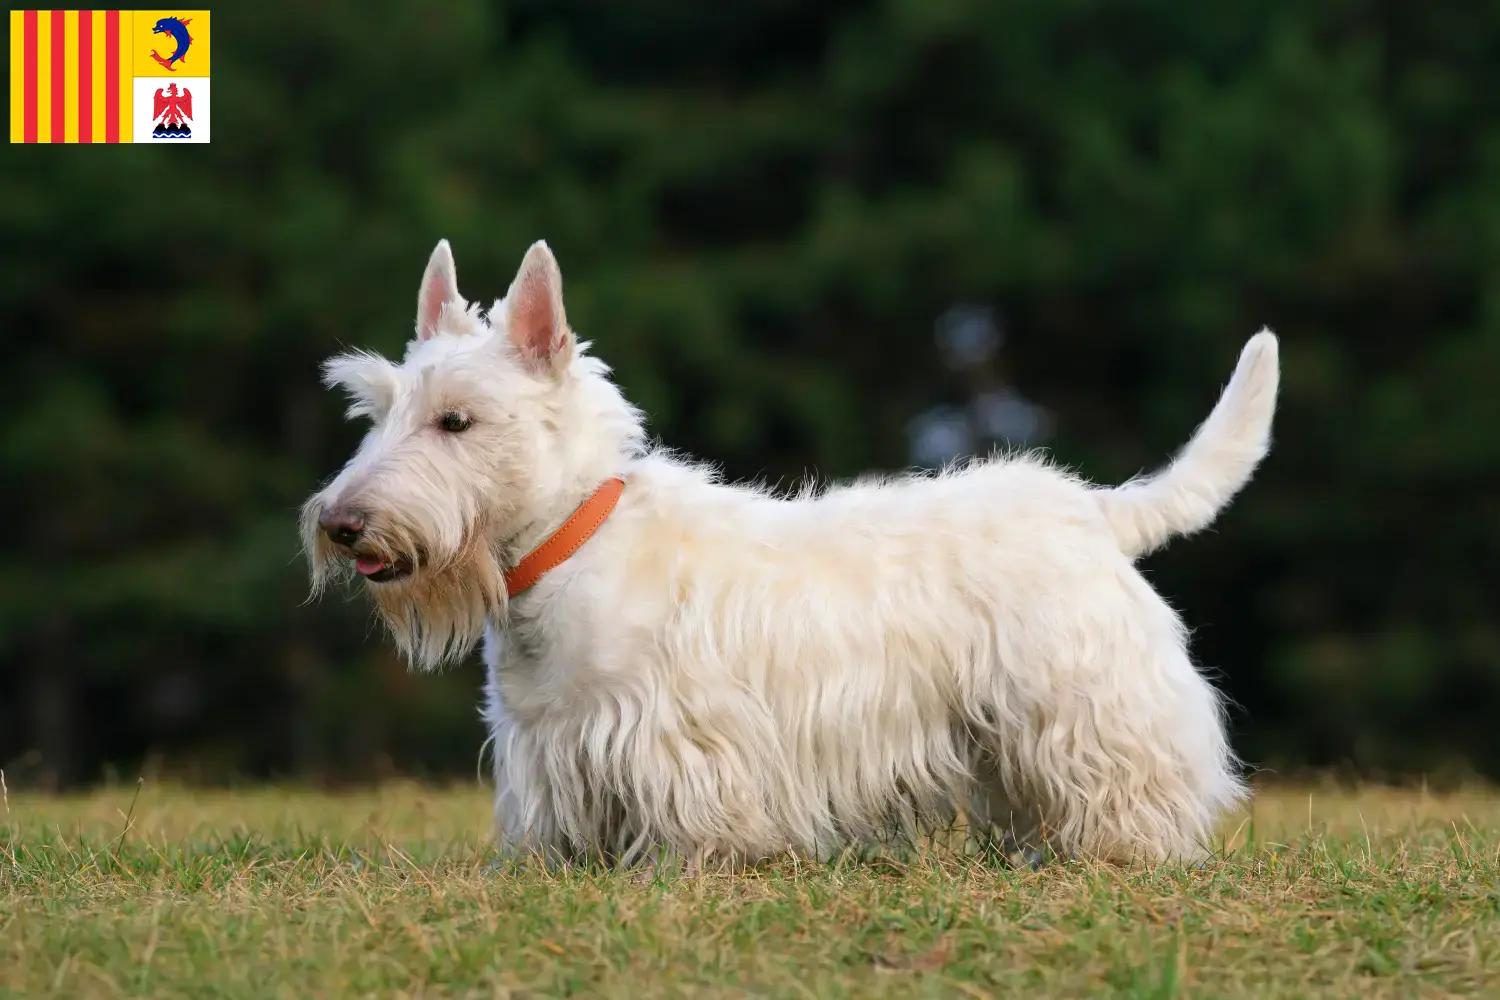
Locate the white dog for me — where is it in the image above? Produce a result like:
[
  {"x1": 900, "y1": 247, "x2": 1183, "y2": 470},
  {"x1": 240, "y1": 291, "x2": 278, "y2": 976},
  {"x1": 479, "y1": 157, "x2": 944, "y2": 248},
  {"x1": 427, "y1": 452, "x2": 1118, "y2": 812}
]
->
[{"x1": 303, "y1": 239, "x2": 1279, "y2": 867}]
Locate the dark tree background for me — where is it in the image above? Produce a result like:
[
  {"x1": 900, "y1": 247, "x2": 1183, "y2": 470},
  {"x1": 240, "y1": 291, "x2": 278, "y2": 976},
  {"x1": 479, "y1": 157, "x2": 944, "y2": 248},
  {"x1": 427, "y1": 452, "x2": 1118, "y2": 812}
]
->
[{"x1": 3, "y1": 0, "x2": 1498, "y2": 789}]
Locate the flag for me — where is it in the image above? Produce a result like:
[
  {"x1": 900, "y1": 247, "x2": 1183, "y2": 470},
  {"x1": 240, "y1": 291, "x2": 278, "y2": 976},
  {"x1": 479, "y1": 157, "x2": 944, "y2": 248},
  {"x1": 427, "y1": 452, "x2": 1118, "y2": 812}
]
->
[{"x1": 9, "y1": 9, "x2": 211, "y2": 143}]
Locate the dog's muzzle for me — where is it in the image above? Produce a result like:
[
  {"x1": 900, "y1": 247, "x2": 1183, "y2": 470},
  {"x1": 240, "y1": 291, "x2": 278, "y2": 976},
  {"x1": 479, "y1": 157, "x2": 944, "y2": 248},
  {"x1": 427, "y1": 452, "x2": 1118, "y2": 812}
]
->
[{"x1": 317, "y1": 506, "x2": 414, "y2": 583}]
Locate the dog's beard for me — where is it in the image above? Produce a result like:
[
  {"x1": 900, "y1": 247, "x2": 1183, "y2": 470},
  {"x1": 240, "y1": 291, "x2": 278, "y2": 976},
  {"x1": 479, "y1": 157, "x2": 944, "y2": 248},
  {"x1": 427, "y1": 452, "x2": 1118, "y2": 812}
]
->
[
  {"x1": 302, "y1": 504, "x2": 508, "y2": 671},
  {"x1": 367, "y1": 537, "x2": 507, "y2": 670}
]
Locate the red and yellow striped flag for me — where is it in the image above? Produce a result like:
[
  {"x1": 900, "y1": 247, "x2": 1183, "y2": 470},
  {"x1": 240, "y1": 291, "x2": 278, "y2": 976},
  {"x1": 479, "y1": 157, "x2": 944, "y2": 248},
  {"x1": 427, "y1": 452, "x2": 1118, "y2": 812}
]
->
[{"x1": 10, "y1": 10, "x2": 211, "y2": 143}]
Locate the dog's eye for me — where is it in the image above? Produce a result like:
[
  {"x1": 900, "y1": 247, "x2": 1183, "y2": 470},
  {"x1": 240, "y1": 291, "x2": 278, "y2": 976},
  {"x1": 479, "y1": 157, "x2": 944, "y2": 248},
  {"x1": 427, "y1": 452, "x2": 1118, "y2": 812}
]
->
[{"x1": 439, "y1": 411, "x2": 472, "y2": 433}]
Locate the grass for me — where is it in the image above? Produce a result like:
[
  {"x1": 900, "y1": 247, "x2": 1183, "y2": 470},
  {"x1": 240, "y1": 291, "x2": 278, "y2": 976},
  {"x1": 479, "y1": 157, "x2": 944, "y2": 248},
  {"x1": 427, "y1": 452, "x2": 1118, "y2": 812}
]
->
[{"x1": 2, "y1": 781, "x2": 1498, "y2": 998}]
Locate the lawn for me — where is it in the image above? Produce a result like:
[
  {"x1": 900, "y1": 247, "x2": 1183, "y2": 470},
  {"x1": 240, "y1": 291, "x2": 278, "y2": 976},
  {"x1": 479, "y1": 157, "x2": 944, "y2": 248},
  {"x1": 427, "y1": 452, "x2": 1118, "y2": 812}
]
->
[{"x1": 2, "y1": 780, "x2": 1497, "y2": 998}]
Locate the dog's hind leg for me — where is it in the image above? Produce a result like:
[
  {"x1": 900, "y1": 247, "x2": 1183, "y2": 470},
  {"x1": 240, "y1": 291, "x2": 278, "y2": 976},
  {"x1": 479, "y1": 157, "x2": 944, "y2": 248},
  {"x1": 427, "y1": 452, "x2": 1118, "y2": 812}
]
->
[{"x1": 1012, "y1": 656, "x2": 1242, "y2": 864}]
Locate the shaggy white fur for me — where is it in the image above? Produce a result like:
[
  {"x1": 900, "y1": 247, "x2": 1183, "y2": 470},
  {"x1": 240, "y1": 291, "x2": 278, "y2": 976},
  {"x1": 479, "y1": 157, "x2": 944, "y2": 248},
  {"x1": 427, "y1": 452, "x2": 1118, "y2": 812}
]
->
[{"x1": 303, "y1": 239, "x2": 1280, "y2": 867}]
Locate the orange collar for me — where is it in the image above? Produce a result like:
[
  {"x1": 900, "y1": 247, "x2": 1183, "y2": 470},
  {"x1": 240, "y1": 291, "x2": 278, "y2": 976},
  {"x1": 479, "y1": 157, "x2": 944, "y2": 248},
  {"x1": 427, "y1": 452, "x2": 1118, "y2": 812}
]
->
[{"x1": 504, "y1": 477, "x2": 626, "y2": 598}]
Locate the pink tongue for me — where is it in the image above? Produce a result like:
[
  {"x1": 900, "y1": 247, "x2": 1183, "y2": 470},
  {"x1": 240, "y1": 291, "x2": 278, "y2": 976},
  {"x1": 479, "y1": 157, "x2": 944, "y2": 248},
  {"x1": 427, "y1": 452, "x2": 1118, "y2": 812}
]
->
[{"x1": 355, "y1": 557, "x2": 386, "y2": 576}]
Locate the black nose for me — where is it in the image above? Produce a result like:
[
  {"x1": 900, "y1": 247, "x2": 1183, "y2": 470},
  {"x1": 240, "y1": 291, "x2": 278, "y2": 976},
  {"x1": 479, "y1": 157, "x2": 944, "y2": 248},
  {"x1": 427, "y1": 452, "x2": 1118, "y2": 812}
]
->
[{"x1": 318, "y1": 507, "x2": 365, "y2": 547}]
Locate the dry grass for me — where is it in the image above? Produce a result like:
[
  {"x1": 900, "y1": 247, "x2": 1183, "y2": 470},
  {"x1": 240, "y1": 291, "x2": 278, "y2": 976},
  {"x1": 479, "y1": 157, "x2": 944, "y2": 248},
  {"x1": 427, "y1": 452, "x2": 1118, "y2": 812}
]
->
[{"x1": 2, "y1": 780, "x2": 1498, "y2": 997}]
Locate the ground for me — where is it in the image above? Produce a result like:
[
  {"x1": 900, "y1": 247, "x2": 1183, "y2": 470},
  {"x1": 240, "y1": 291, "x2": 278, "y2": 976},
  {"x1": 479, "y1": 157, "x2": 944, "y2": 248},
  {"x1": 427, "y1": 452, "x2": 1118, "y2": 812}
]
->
[{"x1": 1, "y1": 782, "x2": 1497, "y2": 998}]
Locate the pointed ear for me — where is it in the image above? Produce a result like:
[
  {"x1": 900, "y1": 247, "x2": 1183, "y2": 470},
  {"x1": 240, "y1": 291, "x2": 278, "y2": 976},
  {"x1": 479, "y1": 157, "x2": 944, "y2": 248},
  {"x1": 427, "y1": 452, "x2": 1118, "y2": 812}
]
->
[
  {"x1": 504, "y1": 240, "x2": 574, "y2": 376},
  {"x1": 415, "y1": 239, "x2": 462, "y2": 342}
]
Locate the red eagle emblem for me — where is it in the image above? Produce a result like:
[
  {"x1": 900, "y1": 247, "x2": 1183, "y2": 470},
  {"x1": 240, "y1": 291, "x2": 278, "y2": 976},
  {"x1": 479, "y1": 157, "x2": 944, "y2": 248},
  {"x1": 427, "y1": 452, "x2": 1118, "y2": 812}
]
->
[{"x1": 152, "y1": 82, "x2": 194, "y2": 139}]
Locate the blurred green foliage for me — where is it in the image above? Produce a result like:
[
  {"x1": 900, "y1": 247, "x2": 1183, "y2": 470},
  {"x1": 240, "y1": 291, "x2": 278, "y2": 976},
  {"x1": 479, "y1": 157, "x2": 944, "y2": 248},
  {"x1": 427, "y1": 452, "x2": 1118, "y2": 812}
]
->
[{"x1": 3, "y1": 0, "x2": 1498, "y2": 787}]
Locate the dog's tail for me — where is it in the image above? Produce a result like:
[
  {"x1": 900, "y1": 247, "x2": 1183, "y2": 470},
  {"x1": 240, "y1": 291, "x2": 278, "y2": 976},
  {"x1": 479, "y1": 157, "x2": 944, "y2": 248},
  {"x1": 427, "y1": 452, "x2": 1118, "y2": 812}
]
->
[{"x1": 1099, "y1": 330, "x2": 1279, "y2": 559}]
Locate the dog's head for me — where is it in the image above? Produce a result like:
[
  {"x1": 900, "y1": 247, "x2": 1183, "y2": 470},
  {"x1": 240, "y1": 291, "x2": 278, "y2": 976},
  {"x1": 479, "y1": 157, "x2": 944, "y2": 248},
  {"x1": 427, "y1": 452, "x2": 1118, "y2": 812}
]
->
[{"x1": 301, "y1": 240, "x2": 643, "y2": 669}]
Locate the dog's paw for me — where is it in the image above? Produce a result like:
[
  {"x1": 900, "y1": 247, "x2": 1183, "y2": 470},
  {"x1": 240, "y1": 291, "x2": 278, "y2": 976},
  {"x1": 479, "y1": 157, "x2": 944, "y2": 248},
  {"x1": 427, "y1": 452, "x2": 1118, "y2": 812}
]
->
[{"x1": 1000, "y1": 830, "x2": 1049, "y2": 870}]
